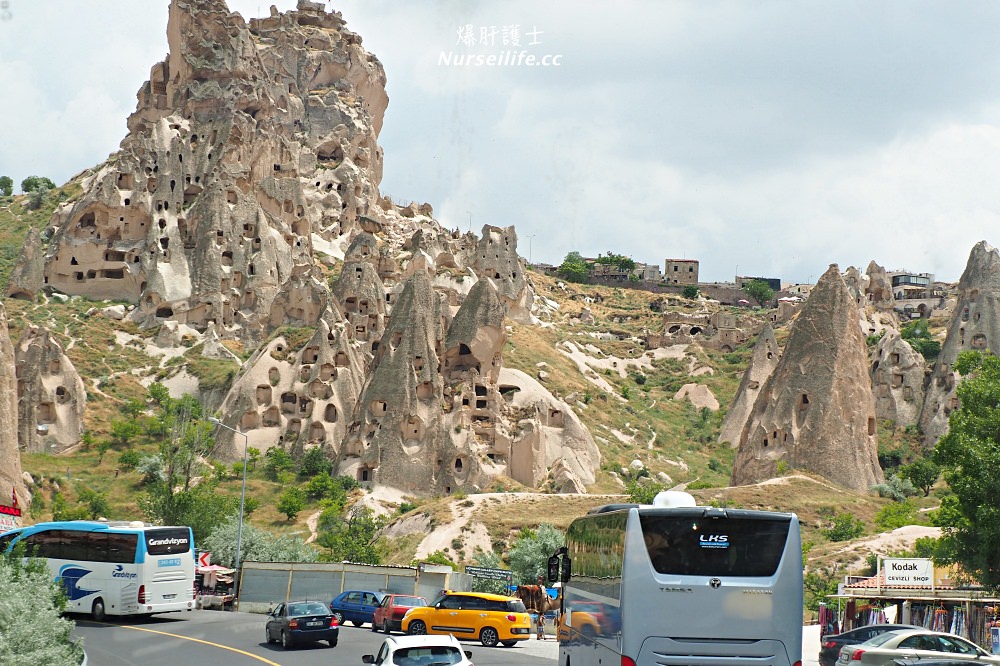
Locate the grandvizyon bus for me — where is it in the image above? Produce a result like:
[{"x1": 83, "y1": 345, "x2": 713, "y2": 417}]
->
[
  {"x1": 0, "y1": 520, "x2": 196, "y2": 620},
  {"x1": 551, "y1": 491, "x2": 802, "y2": 666}
]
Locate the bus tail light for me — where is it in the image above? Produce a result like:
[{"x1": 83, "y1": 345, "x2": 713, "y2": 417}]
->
[
  {"x1": 622, "y1": 657, "x2": 636, "y2": 666},
  {"x1": 137, "y1": 585, "x2": 146, "y2": 604},
  {"x1": 851, "y1": 650, "x2": 865, "y2": 661}
]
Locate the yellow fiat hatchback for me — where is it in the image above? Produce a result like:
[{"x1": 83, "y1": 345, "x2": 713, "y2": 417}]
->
[{"x1": 401, "y1": 591, "x2": 531, "y2": 647}]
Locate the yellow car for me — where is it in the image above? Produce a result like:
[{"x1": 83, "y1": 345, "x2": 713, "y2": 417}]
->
[{"x1": 401, "y1": 591, "x2": 531, "y2": 647}]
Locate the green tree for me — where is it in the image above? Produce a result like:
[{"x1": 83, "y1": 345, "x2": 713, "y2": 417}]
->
[
  {"x1": 20, "y1": 175, "x2": 56, "y2": 193},
  {"x1": 109, "y1": 418, "x2": 142, "y2": 447},
  {"x1": 626, "y1": 479, "x2": 665, "y2": 504},
  {"x1": 277, "y1": 487, "x2": 307, "y2": 520},
  {"x1": 682, "y1": 285, "x2": 699, "y2": 299},
  {"x1": 557, "y1": 251, "x2": 591, "y2": 284},
  {"x1": 901, "y1": 458, "x2": 941, "y2": 497},
  {"x1": 742, "y1": 279, "x2": 774, "y2": 306},
  {"x1": 870, "y1": 473, "x2": 917, "y2": 501},
  {"x1": 299, "y1": 446, "x2": 332, "y2": 477},
  {"x1": 0, "y1": 546, "x2": 85, "y2": 665},
  {"x1": 76, "y1": 485, "x2": 111, "y2": 520},
  {"x1": 316, "y1": 505, "x2": 385, "y2": 564},
  {"x1": 933, "y1": 350, "x2": 1000, "y2": 588},
  {"x1": 507, "y1": 524, "x2": 564, "y2": 585},
  {"x1": 803, "y1": 566, "x2": 840, "y2": 612},
  {"x1": 201, "y1": 514, "x2": 317, "y2": 568},
  {"x1": 264, "y1": 447, "x2": 296, "y2": 480},
  {"x1": 25, "y1": 187, "x2": 49, "y2": 211},
  {"x1": 247, "y1": 447, "x2": 262, "y2": 470},
  {"x1": 96, "y1": 439, "x2": 113, "y2": 464},
  {"x1": 875, "y1": 499, "x2": 919, "y2": 531},
  {"x1": 901, "y1": 320, "x2": 941, "y2": 361},
  {"x1": 0, "y1": 175, "x2": 12, "y2": 197},
  {"x1": 117, "y1": 449, "x2": 142, "y2": 471},
  {"x1": 822, "y1": 513, "x2": 865, "y2": 541}
]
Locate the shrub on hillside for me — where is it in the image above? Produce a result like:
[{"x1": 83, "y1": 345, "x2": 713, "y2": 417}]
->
[
  {"x1": 822, "y1": 513, "x2": 865, "y2": 542},
  {"x1": 0, "y1": 549, "x2": 85, "y2": 665}
]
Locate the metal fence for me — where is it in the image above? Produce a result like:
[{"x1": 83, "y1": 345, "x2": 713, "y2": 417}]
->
[{"x1": 237, "y1": 561, "x2": 472, "y2": 614}]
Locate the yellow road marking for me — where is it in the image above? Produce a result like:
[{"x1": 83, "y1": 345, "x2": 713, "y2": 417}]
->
[{"x1": 119, "y1": 624, "x2": 282, "y2": 665}]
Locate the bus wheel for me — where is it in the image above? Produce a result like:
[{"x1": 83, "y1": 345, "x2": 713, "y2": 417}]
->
[
  {"x1": 479, "y1": 626, "x2": 499, "y2": 647},
  {"x1": 91, "y1": 598, "x2": 106, "y2": 621}
]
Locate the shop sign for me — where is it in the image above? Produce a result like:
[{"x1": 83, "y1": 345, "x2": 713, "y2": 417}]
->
[{"x1": 884, "y1": 557, "x2": 933, "y2": 587}]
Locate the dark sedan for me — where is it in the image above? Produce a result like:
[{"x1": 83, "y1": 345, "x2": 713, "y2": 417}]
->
[
  {"x1": 820, "y1": 625, "x2": 921, "y2": 666},
  {"x1": 330, "y1": 589, "x2": 385, "y2": 627},
  {"x1": 265, "y1": 600, "x2": 339, "y2": 649}
]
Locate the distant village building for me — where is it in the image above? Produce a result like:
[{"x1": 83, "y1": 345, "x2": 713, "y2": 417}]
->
[
  {"x1": 737, "y1": 276, "x2": 782, "y2": 292},
  {"x1": 665, "y1": 259, "x2": 699, "y2": 285},
  {"x1": 646, "y1": 310, "x2": 750, "y2": 352},
  {"x1": 887, "y1": 270, "x2": 936, "y2": 300},
  {"x1": 639, "y1": 262, "x2": 661, "y2": 282}
]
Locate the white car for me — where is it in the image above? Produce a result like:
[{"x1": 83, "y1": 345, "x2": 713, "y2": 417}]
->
[{"x1": 362, "y1": 634, "x2": 475, "y2": 666}]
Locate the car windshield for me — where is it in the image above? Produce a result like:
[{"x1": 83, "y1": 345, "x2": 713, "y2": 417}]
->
[
  {"x1": 863, "y1": 631, "x2": 905, "y2": 647},
  {"x1": 392, "y1": 646, "x2": 464, "y2": 666},
  {"x1": 289, "y1": 602, "x2": 330, "y2": 616}
]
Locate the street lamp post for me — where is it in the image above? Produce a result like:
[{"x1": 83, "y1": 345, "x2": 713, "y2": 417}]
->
[
  {"x1": 208, "y1": 417, "x2": 249, "y2": 578},
  {"x1": 527, "y1": 234, "x2": 537, "y2": 266}
]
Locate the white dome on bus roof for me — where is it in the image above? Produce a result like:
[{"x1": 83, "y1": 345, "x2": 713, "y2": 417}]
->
[{"x1": 651, "y1": 491, "x2": 696, "y2": 508}]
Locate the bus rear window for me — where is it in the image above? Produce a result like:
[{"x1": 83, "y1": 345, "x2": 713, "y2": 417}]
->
[
  {"x1": 638, "y1": 515, "x2": 791, "y2": 577},
  {"x1": 144, "y1": 528, "x2": 192, "y2": 555}
]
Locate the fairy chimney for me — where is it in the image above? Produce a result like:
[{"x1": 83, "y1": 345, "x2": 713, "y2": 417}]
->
[
  {"x1": 871, "y1": 331, "x2": 926, "y2": 427},
  {"x1": 731, "y1": 264, "x2": 884, "y2": 491},
  {"x1": 0, "y1": 303, "x2": 30, "y2": 516},
  {"x1": 15, "y1": 326, "x2": 87, "y2": 453},
  {"x1": 718, "y1": 323, "x2": 780, "y2": 447},
  {"x1": 920, "y1": 241, "x2": 1000, "y2": 444}
]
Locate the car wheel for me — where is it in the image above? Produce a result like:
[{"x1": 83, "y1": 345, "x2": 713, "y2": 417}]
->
[
  {"x1": 480, "y1": 626, "x2": 500, "y2": 647},
  {"x1": 353, "y1": 620, "x2": 364, "y2": 627},
  {"x1": 408, "y1": 620, "x2": 427, "y2": 635},
  {"x1": 371, "y1": 619, "x2": 379, "y2": 632},
  {"x1": 265, "y1": 627, "x2": 274, "y2": 644},
  {"x1": 91, "y1": 598, "x2": 106, "y2": 622},
  {"x1": 281, "y1": 630, "x2": 292, "y2": 649},
  {"x1": 327, "y1": 638, "x2": 337, "y2": 648},
  {"x1": 332, "y1": 611, "x2": 344, "y2": 625},
  {"x1": 501, "y1": 640, "x2": 518, "y2": 647},
  {"x1": 383, "y1": 620, "x2": 391, "y2": 634}
]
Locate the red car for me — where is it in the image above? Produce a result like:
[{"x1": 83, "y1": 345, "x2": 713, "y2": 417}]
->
[{"x1": 372, "y1": 594, "x2": 428, "y2": 634}]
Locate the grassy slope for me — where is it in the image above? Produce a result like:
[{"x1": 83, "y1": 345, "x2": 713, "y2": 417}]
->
[{"x1": 7, "y1": 261, "x2": 941, "y2": 578}]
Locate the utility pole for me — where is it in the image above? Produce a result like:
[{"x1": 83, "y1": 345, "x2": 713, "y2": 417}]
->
[{"x1": 527, "y1": 234, "x2": 536, "y2": 266}]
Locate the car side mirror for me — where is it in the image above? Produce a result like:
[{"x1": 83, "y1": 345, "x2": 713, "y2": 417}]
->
[{"x1": 362, "y1": 655, "x2": 375, "y2": 664}]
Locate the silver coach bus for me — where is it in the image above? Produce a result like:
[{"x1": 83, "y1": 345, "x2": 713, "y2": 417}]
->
[{"x1": 551, "y1": 491, "x2": 803, "y2": 666}]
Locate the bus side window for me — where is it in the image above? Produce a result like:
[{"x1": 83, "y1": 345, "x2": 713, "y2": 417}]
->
[
  {"x1": 86, "y1": 533, "x2": 110, "y2": 562},
  {"x1": 0, "y1": 531, "x2": 20, "y2": 553},
  {"x1": 108, "y1": 534, "x2": 138, "y2": 563},
  {"x1": 61, "y1": 531, "x2": 89, "y2": 560}
]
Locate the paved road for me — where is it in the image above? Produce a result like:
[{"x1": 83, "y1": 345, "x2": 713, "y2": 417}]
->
[{"x1": 72, "y1": 609, "x2": 559, "y2": 665}]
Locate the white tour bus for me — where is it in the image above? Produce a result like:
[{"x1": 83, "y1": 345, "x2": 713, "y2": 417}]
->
[
  {"x1": 0, "y1": 520, "x2": 196, "y2": 620},
  {"x1": 550, "y1": 491, "x2": 802, "y2": 666}
]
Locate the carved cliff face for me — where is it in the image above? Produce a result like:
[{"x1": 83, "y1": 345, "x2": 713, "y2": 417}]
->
[
  {"x1": 731, "y1": 265, "x2": 884, "y2": 491},
  {"x1": 872, "y1": 332, "x2": 925, "y2": 427},
  {"x1": 15, "y1": 326, "x2": 86, "y2": 453},
  {"x1": 920, "y1": 240, "x2": 1000, "y2": 444},
  {"x1": 0, "y1": 303, "x2": 30, "y2": 514},
  {"x1": 26, "y1": 0, "x2": 588, "y2": 498},
  {"x1": 41, "y1": 0, "x2": 388, "y2": 344},
  {"x1": 718, "y1": 324, "x2": 780, "y2": 448}
]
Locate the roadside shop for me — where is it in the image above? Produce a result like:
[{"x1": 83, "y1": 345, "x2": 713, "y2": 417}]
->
[{"x1": 826, "y1": 557, "x2": 1000, "y2": 651}]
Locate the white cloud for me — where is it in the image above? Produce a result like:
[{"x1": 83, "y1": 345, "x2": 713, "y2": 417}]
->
[{"x1": 3, "y1": 0, "x2": 1000, "y2": 284}]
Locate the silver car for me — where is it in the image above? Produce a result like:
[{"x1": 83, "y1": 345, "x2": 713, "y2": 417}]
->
[{"x1": 837, "y1": 629, "x2": 1000, "y2": 666}]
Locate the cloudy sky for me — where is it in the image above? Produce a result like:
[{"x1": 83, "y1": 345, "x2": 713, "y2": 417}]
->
[{"x1": 2, "y1": 1, "x2": 1000, "y2": 283}]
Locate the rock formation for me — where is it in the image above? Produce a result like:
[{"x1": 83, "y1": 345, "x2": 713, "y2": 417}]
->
[
  {"x1": 920, "y1": 241, "x2": 1000, "y2": 444},
  {"x1": 871, "y1": 331, "x2": 926, "y2": 427},
  {"x1": 0, "y1": 303, "x2": 29, "y2": 515},
  {"x1": 866, "y1": 260, "x2": 895, "y2": 310},
  {"x1": 15, "y1": 326, "x2": 87, "y2": 453},
  {"x1": 731, "y1": 265, "x2": 884, "y2": 491},
  {"x1": 6, "y1": 228, "x2": 44, "y2": 301},
  {"x1": 21, "y1": 0, "x2": 600, "y2": 496},
  {"x1": 718, "y1": 324, "x2": 780, "y2": 447}
]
